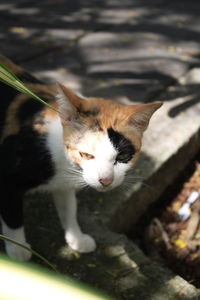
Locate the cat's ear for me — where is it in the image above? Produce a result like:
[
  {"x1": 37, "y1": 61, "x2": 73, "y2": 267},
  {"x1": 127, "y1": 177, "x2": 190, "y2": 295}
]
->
[
  {"x1": 128, "y1": 102, "x2": 163, "y2": 133},
  {"x1": 56, "y1": 83, "x2": 86, "y2": 125}
]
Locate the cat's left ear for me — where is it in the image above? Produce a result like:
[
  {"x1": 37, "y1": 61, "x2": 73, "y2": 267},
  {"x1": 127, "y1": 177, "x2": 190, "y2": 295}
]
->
[
  {"x1": 127, "y1": 102, "x2": 163, "y2": 133},
  {"x1": 56, "y1": 83, "x2": 86, "y2": 125}
]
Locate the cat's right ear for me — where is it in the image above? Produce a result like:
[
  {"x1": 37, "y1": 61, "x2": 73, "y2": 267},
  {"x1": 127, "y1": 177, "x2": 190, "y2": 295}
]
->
[{"x1": 56, "y1": 83, "x2": 85, "y2": 125}]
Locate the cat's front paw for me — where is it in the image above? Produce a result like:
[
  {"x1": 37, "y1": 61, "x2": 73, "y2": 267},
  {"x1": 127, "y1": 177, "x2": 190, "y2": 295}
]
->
[
  {"x1": 5, "y1": 242, "x2": 32, "y2": 261},
  {"x1": 66, "y1": 233, "x2": 96, "y2": 253}
]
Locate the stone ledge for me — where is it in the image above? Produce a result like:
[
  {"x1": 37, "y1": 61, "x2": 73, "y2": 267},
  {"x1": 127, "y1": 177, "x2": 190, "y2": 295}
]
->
[{"x1": 24, "y1": 193, "x2": 200, "y2": 300}]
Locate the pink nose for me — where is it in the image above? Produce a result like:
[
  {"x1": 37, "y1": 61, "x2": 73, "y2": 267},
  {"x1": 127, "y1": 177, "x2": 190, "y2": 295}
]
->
[{"x1": 99, "y1": 177, "x2": 113, "y2": 187}]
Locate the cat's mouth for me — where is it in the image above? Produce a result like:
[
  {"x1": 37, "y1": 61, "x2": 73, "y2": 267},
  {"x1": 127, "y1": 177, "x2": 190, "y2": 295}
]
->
[{"x1": 94, "y1": 183, "x2": 118, "y2": 193}]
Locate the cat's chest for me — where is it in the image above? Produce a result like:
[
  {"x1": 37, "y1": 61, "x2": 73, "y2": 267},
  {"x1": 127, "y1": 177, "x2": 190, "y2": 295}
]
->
[
  {"x1": 29, "y1": 118, "x2": 75, "y2": 193},
  {"x1": 27, "y1": 117, "x2": 79, "y2": 194}
]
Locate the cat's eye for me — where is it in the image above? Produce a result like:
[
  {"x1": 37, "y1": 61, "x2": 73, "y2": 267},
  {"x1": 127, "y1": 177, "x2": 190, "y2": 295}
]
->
[
  {"x1": 116, "y1": 152, "x2": 132, "y2": 163},
  {"x1": 79, "y1": 152, "x2": 94, "y2": 160}
]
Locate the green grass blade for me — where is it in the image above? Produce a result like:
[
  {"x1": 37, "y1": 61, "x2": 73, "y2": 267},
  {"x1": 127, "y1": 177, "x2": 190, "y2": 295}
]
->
[
  {"x1": 0, "y1": 63, "x2": 60, "y2": 114},
  {"x1": 0, "y1": 234, "x2": 58, "y2": 272}
]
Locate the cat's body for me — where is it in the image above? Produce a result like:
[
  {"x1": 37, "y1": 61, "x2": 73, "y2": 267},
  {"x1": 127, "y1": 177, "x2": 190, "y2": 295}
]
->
[{"x1": 0, "y1": 55, "x2": 162, "y2": 261}]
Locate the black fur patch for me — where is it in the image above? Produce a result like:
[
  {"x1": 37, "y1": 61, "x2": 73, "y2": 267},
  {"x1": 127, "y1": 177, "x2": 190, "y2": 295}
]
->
[
  {"x1": 0, "y1": 128, "x2": 55, "y2": 188},
  {"x1": 18, "y1": 97, "x2": 44, "y2": 123},
  {"x1": 0, "y1": 64, "x2": 54, "y2": 228},
  {"x1": 107, "y1": 128, "x2": 135, "y2": 163},
  {"x1": 18, "y1": 92, "x2": 54, "y2": 126},
  {"x1": 0, "y1": 128, "x2": 55, "y2": 228},
  {"x1": 18, "y1": 71, "x2": 43, "y2": 84}
]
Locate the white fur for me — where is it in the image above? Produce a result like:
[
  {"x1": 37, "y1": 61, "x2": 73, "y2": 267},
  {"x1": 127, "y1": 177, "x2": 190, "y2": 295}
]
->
[
  {"x1": 23, "y1": 116, "x2": 131, "y2": 256},
  {"x1": 31, "y1": 117, "x2": 131, "y2": 194},
  {"x1": 29, "y1": 117, "x2": 96, "y2": 253},
  {"x1": 53, "y1": 189, "x2": 96, "y2": 253},
  {"x1": 1, "y1": 220, "x2": 31, "y2": 261},
  {"x1": 29, "y1": 116, "x2": 73, "y2": 193},
  {"x1": 77, "y1": 131, "x2": 131, "y2": 191}
]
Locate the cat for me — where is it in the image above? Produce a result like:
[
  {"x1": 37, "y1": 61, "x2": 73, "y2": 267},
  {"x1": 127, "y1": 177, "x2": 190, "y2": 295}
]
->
[{"x1": 0, "y1": 55, "x2": 162, "y2": 261}]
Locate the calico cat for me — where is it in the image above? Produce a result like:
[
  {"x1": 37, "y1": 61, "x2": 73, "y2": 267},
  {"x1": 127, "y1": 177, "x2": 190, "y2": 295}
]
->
[{"x1": 0, "y1": 55, "x2": 162, "y2": 261}]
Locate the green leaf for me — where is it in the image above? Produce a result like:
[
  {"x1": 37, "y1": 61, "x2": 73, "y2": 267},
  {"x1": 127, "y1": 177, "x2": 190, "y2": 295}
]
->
[{"x1": 0, "y1": 63, "x2": 59, "y2": 113}]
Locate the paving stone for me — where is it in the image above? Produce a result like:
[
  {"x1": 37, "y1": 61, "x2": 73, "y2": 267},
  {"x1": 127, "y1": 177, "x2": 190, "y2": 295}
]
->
[
  {"x1": 17, "y1": 30, "x2": 199, "y2": 104},
  {"x1": 76, "y1": 31, "x2": 199, "y2": 102},
  {"x1": 18, "y1": 49, "x2": 84, "y2": 94},
  {"x1": 2, "y1": 0, "x2": 200, "y2": 102}
]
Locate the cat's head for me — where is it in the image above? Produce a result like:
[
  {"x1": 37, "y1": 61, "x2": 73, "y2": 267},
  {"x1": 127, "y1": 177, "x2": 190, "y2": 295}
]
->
[{"x1": 57, "y1": 84, "x2": 162, "y2": 192}]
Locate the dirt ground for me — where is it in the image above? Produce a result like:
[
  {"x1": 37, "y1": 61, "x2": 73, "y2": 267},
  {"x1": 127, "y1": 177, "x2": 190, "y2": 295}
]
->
[{"x1": 143, "y1": 151, "x2": 200, "y2": 287}]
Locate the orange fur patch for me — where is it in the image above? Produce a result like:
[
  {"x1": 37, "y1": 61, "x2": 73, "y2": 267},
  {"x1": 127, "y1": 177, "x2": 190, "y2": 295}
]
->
[
  {"x1": 60, "y1": 93, "x2": 143, "y2": 156},
  {"x1": 1, "y1": 94, "x2": 28, "y2": 141},
  {"x1": 79, "y1": 97, "x2": 142, "y2": 153},
  {"x1": 61, "y1": 92, "x2": 162, "y2": 165}
]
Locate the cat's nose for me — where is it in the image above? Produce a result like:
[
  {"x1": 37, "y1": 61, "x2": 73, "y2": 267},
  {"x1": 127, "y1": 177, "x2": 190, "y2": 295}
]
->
[{"x1": 99, "y1": 177, "x2": 113, "y2": 187}]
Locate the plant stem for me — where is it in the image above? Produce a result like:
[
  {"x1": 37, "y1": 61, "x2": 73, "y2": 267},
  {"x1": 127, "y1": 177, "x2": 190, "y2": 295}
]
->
[{"x1": 0, "y1": 234, "x2": 58, "y2": 272}]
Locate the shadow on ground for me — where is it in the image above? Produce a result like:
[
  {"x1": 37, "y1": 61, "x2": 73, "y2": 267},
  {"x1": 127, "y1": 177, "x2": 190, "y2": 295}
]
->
[{"x1": 1, "y1": 0, "x2": 200, "y2": 107}]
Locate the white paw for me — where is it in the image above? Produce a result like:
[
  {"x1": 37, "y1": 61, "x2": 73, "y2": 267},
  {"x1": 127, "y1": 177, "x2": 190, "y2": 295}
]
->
[
  {"x1": 5, "y1": 242, "x2": 32, "y2": 261},
  {"x1": 66, "y1": 233, "x2": 96, "y2": 253}
]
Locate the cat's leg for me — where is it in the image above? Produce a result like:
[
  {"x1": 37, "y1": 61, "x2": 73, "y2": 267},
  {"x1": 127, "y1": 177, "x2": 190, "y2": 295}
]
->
[
  {"x1": 0, "y1": 189, "x2": 31, "y2": 261},
  {"x1": 53, "y1": 189, "x2": 96, "y2": 253},
  {"x1": 1, "y1": 221, "x2": 31, "y2": 261}
]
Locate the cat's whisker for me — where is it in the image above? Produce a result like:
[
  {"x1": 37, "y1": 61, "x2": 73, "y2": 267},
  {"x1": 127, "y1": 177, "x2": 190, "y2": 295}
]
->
[
  {"x1": 121, "y1": 177, "x2": 153, "y2": 190},
  {"x1": 124, "y1": 175, "x2": 145, "y2": 181},
  {"x1": 55, "y1": 174, "x2": 87, "y2": 188},
  {"x1": 124, "y1": 177, "x2": 145, "y2": 183},
  {"x1": 57, "y1": 169, "x2": 83, "y2": 179},
  {"x1": 124, "y1": 173, "x2": 147, "y2": 183},
  {"x1": 60, "y1": 168, "x2": 82, "y2": 176},
  {"x1": 117, "y1": 184, "x2": 131, "y2": 194},
  {"x1": 78, "y1": 184, "x2": 90, "y2": 192}
]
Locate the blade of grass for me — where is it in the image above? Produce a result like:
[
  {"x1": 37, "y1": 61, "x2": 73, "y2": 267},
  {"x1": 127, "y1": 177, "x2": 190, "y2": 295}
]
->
[
  {"x1": 0, "y1": 63, "x2": 60, "y2": 114},
  {"x1": 0, "y1": 234, "x2": 58, "y2": 272}
]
